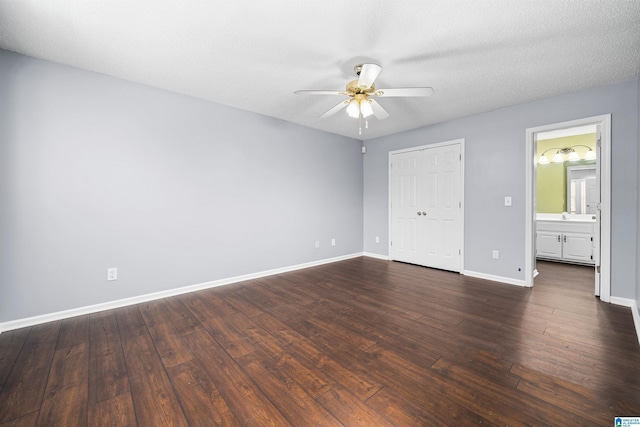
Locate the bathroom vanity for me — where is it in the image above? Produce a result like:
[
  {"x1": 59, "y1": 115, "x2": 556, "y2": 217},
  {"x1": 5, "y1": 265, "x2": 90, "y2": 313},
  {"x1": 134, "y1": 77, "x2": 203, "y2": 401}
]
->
[{"x1": 536, "y1": 213, "x2": 596, "y2": 265}]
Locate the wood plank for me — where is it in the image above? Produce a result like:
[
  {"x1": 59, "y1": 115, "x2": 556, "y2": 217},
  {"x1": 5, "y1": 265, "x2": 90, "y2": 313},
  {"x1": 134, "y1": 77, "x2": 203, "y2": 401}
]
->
[
  {"x1": 42, "y1": 344, "x2": 88, "y2": 400},
  {"x1": 37, "y1": 384, "x2": 88, "y2": 427},
  {"x1": 511, "y1": 364, "x2": 610, "y2": 425},
  {"x1": 365, "y1": 386, "x2": 446, "y2": 427},
  {"x1": 237, "y1": 351, "x2": 342, "y2": 426},
  {"x1": 225, "y1": 312, "x2": 288, "y2": 360},
  {"x1": 181, "y1": 329, "x2": 291, "y2": 426},
  {"x1": 0, "y1": 322, "x2": 61, "y2": 423},
  {"x1": 316, "y1": 385, "x2": 395, "y2": 427},
  {"x1": 0, "y1": 328, "x2": 30, "y2": 388},
  {"x1": 88, "y1": 311, "x2": 129, "y2": 405},
  {"x1": 431, "y1": 357, "x2": 594, "y2": 425},
  {"x1": 162, "y1": 297, "x2": 204, "y2": 335},
  {"x1": 0, "y1": 412, "x2": 38, "y2": 427},
  {"x1": 87, "y1": 392, "x2": 136, "y2": 427},
  {"x1": 166, "y1": 359, "x2": 241, "y2": 427},
  {"x1": 139, "y1": 302, "x2": 194, "y2": 368},
  {"x1": 114, "y1": 306, "x2": 147, "y2": 342},
  {"x1": 121, "y1": 334, "x2": 189, "y2": 426},
  {"x1": 145, "y1": 321, "x2": 193, "y2": 369},
  {"x1": 56, "y1": 316, "x2": 89, "y2": 350},
  {"x1": 254, "y1": 312, "x2": 379, "y2": 400},
  {"x1": 275, "y1": 352, "x2": 333, "y2": 399}
]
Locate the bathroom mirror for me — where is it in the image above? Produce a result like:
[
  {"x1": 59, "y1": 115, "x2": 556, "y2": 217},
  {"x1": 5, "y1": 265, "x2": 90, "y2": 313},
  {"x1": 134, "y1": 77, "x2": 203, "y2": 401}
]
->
[
  {"x1": 567, "y1": 165, "x2": 597, "y2": 214},
  {"x1": 535, "y1": 132, "x2": 597, "y2": 214}
]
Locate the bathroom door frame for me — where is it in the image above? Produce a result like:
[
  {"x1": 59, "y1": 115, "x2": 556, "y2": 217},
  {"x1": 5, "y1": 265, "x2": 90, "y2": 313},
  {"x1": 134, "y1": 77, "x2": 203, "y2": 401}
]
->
[{"x1": 524, "y1": 114, "x2": 611, "y2": 301}]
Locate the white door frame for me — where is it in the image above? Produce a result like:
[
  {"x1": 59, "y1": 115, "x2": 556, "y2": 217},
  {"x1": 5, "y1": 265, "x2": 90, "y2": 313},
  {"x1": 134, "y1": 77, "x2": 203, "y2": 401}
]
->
[
  {"x1": 525, "y1": 114, "x2": 611, "y2": 302},
  {"x1": 388, "y1": 138, "x2": 465, "y2": 272}
]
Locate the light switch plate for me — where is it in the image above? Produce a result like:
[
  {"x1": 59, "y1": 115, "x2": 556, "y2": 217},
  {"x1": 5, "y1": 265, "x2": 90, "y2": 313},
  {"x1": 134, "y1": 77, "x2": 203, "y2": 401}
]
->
[{"x1": 504, "y1": 196, "x2": 512, "y2": 206}]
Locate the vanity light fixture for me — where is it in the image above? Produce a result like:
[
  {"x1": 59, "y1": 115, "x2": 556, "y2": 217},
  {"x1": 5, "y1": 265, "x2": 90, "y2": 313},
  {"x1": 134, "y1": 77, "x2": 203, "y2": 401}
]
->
[{"x1": 538, "y1": 145, "x2": 596, "y2": 164}]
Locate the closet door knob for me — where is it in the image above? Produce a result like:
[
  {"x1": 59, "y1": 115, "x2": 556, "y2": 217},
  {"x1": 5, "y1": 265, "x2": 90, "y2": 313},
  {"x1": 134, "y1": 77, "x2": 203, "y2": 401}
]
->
[{"x1": 417, "y1": 212, "x2": 422, "y2": 215}]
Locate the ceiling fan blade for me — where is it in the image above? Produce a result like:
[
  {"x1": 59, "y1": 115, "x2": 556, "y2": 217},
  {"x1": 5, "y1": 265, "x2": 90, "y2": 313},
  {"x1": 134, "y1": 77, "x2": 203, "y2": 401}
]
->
[
  {"x1": 370, "y1": 99, "x2": 389, "y2": 120},
  {"x1": 319, "y1": 100, "x2": 349, "y2": 119},
  {"x1": 294, "y1": 90, "x2": 345, "y2": 96},
  {"x1": 374, "y1": 87, "x2": 434, "y2": 97},
  {"x1": 357, "y1": 63, "x2": 382, "y2": 88}
]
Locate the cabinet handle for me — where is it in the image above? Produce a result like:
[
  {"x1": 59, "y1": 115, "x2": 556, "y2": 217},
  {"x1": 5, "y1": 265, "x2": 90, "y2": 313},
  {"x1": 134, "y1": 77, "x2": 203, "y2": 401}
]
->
[
  {"x1": 564, "y1": 235, "x2": 566, "y2": 243},
  {"x1": 557, "y1": 235, "x2": 561, "y2": 242}
]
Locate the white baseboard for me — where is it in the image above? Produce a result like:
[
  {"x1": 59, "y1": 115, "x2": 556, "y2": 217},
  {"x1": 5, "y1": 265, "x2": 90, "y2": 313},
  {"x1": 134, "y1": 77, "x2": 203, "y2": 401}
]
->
[
  {"x1": 0, "y1": 252, "x2": 364, "y2": 334},
  {"x1": 609, "y1": 296, "x2": 634, "y2": 308},
  {"x1": 462, "y1": 270, "x2": 528, "y2": 287},
  {"x1": 363, "y1": 252, "x2": 390, "y2": 261},
  {"x1": 610, "y1": 297, "x2": 640, "y2": 346},
  {"x1": 632, "y1": 300, "x2": 640, "y2": 346}
]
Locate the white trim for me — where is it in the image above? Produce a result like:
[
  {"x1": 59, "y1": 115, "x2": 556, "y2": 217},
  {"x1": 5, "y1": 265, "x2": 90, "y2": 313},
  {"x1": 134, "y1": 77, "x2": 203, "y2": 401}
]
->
[
  {"x1": 609, "y1": 297, "x2": 640, "y2": 345},
  {"x1": 609, "y1": 296, "x2": 635, "y2": 308},
  {"x1": 363, "y1": 252, "x2": 390, "y2": 261},
  {"x1": 536, "y1": 124, "x2": 597, "y2": 140},
  {"x1": 525, "y1": 114, "x2": 611, "y2": 301},
  {"x1": 388, "y1": 138, "x2": 465, "y2": 272},
  {"x1": 631, "y1": 300, "x2": 640, "y2": 346},
  {"x1": 462, "y1": 270, "x2": 527, "y2": 287},
  {"x1": 0, "y1": 252, "x2": 363, "y2": 334}
]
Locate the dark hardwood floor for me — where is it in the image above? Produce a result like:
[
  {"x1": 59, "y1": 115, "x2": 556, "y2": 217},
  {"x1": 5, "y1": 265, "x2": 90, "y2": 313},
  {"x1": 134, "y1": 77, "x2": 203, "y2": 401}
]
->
[{"x1": 1, "y1": 257, "x2": 639, "y2": 426}]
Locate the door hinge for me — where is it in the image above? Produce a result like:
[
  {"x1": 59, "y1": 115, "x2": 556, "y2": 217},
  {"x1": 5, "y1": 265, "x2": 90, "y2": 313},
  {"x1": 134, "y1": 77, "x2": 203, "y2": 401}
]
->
[
  {"x1": 591, "y1": 237, "x2": 593, "y2": 241},
  {"x1": 459, "y1": 154, "x2": 462, "y2": 160},
  {"x1": 596, "y1": 265, "x2": 600, "y2": 273},
  {"x1": 591, "y1": 255, "x2": 593, "y2": 260},
  {"x1": 390, "y1": 241, "x2": 393, "y2": 246},
  {"x1": 459, "y1": 201, "x2": 461, "y2": 208},
  {"x1": 459, "y1": 249, "x2": 461, "y2": 255}
]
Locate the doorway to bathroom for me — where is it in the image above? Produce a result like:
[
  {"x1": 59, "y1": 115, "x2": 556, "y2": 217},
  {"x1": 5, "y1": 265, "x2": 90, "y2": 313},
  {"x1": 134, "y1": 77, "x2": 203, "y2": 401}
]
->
[{"x1": 525, "y1": 115, "x2": 611, "y2": 301}]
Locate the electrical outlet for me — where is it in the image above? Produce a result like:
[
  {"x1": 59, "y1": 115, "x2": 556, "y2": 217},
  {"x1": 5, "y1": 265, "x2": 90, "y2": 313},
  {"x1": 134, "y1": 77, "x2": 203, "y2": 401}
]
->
[
  {"x1": 375, "y1": 236, "x2": 380, "y2": 243},
  {"x1": 331, "y1": 238, "x2": 336, "y2": 246},
  {"x1": 107, "y1": 267, "x2": 118, "y2": 281},
  {"x1": 504, "y1": 196, "x2": 512, "y2": 206},
  {"x1": 492, "y1": 250, "x2": 499, "y2": 259},
  {"x1": 315, "y1": 240, "x2": 320, "y2": 249}
]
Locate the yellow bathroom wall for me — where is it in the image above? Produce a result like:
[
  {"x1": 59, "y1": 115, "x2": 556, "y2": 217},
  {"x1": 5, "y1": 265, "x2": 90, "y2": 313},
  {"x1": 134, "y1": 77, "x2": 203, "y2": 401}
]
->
[{"x1": 536, "y1": 133, "x2": 596, "y2": 213}]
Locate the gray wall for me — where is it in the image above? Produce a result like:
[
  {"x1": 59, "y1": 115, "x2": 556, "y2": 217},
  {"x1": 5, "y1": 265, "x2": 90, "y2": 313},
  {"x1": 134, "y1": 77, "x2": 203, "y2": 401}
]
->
[
  {"x1": 637, "y1": 75, "x2": 640, "y2": 310},
  {"x1": 363, "y1": 79, "x2": 639, "y2": 300},
  {"x1": 0, "y1": 50, "x2": 363, "y2": 323}
]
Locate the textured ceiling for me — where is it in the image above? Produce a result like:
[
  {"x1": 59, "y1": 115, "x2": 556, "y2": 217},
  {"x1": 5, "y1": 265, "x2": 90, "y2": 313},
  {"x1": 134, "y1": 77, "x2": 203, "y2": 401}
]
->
[{"x1": 1, "y1": 1, "x2": 639, "y2": 140}]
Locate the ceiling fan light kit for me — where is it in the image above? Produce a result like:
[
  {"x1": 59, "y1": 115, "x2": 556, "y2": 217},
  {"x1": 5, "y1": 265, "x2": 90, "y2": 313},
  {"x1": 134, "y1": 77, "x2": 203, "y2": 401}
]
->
[{"x1": 295, "y1": 63, "x2": 433, "y2": 135}]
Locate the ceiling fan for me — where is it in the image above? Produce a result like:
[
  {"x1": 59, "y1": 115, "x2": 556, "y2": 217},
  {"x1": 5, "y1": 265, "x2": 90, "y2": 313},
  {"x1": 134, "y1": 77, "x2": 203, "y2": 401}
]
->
[{"x1": 294, "y1": 63, "x2": 434, "y2": 134}]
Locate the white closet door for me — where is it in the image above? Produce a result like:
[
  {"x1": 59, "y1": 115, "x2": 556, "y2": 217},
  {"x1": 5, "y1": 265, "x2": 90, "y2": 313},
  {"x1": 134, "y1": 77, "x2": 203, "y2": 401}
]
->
[
  {"x1": 390, "y1": 143, "x2": 462, "y2": 272},
  {"x1": 390, "y1": 150, "x2": 423, "y2": 265}
]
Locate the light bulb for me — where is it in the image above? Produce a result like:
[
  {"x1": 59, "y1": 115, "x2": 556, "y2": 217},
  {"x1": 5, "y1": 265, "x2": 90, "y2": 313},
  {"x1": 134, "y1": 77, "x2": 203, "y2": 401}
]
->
[
  {"x1": 584, "y1": 149, "x2": 596, "y2": 161},
  {"x1": 538, "y1": 155, "x2": 550, "y2": 165},
  {"x1": 552, "y1": 151, "x2": 564, "y2": 163},
  {"x1": 568, "y1": 150, "x2": 580, "y2": 161},
  {"x1": 360, "y1": 100, "x2": 374, "y2": 118},
  {"x1": 346, "y1": 100, "x2": 359, "y2": 118}
]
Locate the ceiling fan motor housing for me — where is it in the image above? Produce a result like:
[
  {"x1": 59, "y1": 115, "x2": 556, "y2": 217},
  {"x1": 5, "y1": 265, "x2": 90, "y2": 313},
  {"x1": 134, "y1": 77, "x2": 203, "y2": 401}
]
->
[{"x1": 347, "y1": 80, "x2": 375, "y2": 95}]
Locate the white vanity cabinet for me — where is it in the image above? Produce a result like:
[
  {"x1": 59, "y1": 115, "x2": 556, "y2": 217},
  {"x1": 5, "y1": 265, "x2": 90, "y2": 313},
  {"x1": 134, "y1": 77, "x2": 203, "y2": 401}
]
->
[{"x1": 536, "y1": 220, "x2": 595, "y2": 264}]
